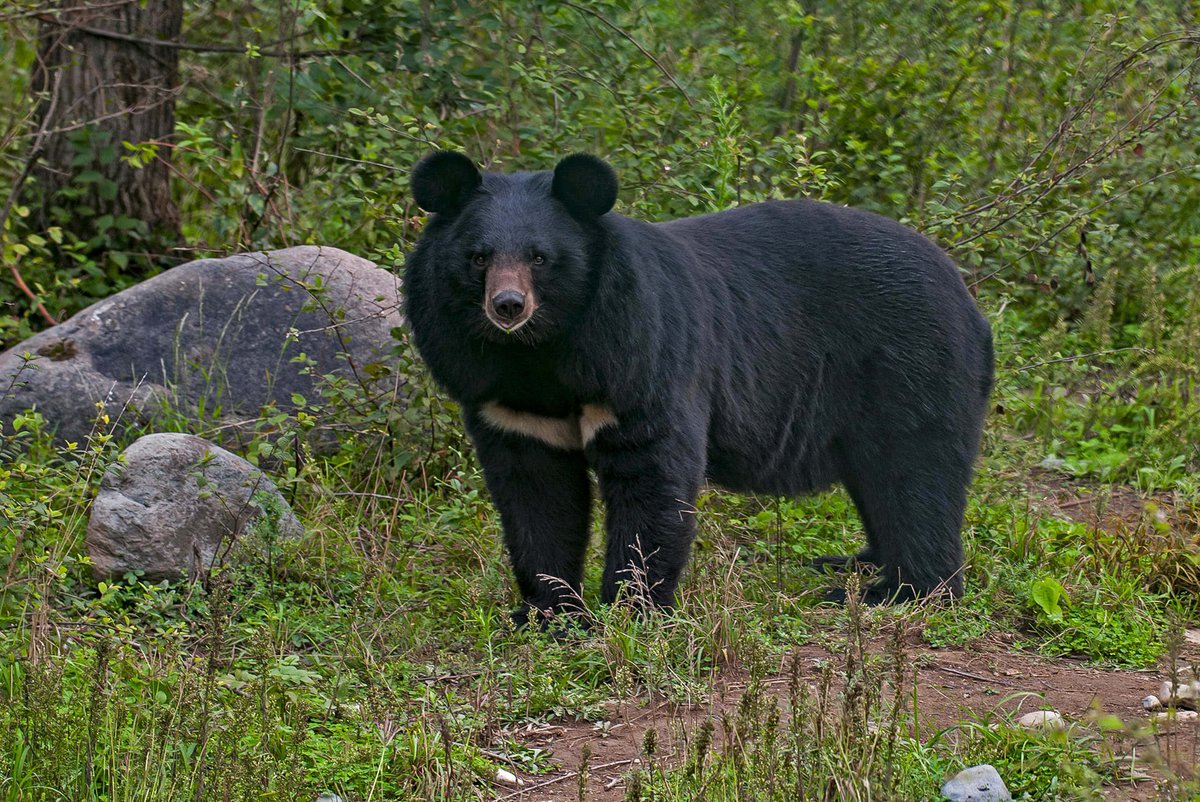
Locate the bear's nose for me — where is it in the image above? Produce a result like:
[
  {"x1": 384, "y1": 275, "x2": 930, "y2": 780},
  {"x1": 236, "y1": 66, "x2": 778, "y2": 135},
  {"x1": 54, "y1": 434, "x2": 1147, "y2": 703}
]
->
[{"x1": 492, "y1": 290, "x2": 526, "y2": 321}]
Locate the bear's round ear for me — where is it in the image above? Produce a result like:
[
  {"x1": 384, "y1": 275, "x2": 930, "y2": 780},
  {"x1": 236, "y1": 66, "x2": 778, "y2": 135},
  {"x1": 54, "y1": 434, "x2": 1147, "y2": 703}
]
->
[
  {"x1": 410, "y1": 151, "x2": 482, "y2": 215},
  {"x1": 551, "y1": 154, "x2": 617, "y2": 219}
]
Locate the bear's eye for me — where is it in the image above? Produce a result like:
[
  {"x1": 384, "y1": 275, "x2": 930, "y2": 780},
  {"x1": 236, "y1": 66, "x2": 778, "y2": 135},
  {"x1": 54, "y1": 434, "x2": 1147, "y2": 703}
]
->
[
  {"x1": 532, "y1": 254, "x2": 545, "y2": 266},
  {"x1": 472, "y1": 254, "x2": 487, "y2": 267}
]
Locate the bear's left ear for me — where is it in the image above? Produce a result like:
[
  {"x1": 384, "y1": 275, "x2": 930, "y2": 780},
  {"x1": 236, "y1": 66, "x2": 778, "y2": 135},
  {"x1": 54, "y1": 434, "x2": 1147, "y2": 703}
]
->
[
  {"x1": 551, "y1": 154, "x2": 617, "y2": 219},
  {"x1": 410, "y1": 151, "x2": 482, "y2": 215}
]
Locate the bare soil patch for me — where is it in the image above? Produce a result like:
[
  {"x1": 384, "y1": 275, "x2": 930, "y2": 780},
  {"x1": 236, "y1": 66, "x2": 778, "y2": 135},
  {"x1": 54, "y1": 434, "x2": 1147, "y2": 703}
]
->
[
  {"x1": 498, "y1": 638, "x2": 1199, "y2": 801},
  {"x1": 1027, "y1": 470, "x2": 1198, "y2": 536}
]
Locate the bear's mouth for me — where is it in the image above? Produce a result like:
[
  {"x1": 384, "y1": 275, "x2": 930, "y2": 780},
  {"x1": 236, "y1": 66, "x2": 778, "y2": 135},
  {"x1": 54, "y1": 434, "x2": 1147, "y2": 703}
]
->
[
  {"x1": 484, "y1": 261, "x2": 538, "y2": 333},
  {"x1": 485, "y1": 302, "x2": 535, "y2": 333}
]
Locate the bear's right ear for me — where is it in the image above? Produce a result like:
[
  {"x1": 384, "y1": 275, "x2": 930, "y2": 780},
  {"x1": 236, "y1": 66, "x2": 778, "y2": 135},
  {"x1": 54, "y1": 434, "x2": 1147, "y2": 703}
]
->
[
  {"x1": 410, "y1": 151, "x2": 482, "y2": 215},
  {"x1": 552, "y1": 154, "x2": 617, "y2": 219}
]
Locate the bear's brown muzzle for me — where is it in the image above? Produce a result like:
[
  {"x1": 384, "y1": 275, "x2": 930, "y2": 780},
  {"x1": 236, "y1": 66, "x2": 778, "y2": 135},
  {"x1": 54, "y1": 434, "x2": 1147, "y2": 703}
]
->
[{"x1": 484, "y1": 259, "x2": 538, "y2": 332}]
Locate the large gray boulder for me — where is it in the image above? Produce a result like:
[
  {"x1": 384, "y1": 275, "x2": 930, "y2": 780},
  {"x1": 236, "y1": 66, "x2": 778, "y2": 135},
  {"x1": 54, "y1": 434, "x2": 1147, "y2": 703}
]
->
[
  {"x1": 87, "y1": 433, "x2": 302, "y2": 581},
  {"x1": 941, "y1": 764, "x2": 1012, "y2": 802},
  {"x1": 0, "y1": 246, "x2": 402, "y2": 444}
]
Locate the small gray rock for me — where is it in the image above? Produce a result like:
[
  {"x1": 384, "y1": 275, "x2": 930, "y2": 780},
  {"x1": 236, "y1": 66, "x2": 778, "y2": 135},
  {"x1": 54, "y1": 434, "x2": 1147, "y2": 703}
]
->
[
  {"x1": 1159, "y1": 677, "x2": 1200, "y2": 706},
  {"x1": 1, "y1": 246, "x2": 402, "y2": 445},
  {"x1": 940, "y1": 763, "x2": 1008, "y2": 802},
  {"x1": 86, "y1": 433, "x2": 302, "y2": 581},
  {"x1": 1037, "y1": 455, "x2": 1067, "y2": 471},
  {"x1": 1016, "y1": 710, "x2": 1064, "y2": 730},
  {"x1": 941, "y1": 764, "x2": 1012, "y2": 802}
]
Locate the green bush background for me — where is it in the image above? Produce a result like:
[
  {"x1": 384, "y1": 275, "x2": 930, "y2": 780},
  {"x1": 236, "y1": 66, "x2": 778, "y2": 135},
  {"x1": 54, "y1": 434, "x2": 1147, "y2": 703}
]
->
[{"x1": 1, "y1": 2, "x2": 1198, "y2": 799}]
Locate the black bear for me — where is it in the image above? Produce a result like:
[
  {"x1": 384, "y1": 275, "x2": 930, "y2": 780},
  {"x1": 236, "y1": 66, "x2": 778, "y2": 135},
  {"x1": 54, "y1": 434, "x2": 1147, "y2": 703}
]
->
[{"x1": 404, "y1": 151, "x2": 993, "y2": 621}]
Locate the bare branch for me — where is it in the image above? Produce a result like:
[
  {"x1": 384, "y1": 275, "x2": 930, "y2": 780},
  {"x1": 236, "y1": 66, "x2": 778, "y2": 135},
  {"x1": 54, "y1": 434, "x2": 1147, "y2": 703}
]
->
[
  {"x1": 560, "y1": 1, "x2": 692, "y2": 106},
  {"x1": 1018, "y1": 347, "x2": 1151, "y2": 372},
  {"x1": 968, "y1": 162, "x2": 1198, "y2": 289},
  {"x1": 34, "y1": 12, "x2": 363, "y2": 58},
  {"x1": 1, "y1": 69, "x2": 61, "y2": 326}
]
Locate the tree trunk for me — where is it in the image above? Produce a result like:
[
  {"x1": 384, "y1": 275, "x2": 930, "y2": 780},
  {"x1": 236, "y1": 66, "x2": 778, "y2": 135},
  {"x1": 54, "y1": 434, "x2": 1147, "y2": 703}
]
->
[{"x1": 31, "y1": 0, "x2": 183, "y2": 250}]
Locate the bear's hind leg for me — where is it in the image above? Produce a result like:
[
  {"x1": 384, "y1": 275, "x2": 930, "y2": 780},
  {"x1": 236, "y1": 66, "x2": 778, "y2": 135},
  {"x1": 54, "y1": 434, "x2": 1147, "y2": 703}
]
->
[
  {"x1": 809, "y1": 473, "x2": 881, "y2": 576},
  {"x1": 836, "y1": 431, "x2": 974, "y2": 603}
]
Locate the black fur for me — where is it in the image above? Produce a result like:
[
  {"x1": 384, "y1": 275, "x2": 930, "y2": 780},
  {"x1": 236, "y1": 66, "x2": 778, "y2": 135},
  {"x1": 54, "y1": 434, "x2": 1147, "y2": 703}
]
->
[
  {"x1": 410, "y1": 151, "x2": 482, "y2": 215},
  {"x1": 551, "y1": 154, "x2": 618, "y2": 219},
  {"x1": 404, "y1": 152, "x2": 993, "y2": 616}
]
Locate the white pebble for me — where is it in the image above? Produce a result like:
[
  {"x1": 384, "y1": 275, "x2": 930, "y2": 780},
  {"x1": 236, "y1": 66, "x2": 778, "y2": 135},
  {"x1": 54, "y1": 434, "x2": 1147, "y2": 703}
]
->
[
  {"x1": 1160, "y1": 680, "x2": 1198, "y2": 701},
  {"x1": 495, "y1": 768, "x2": 522, "y2": 786},
  {"x1": 1156, "y1": 710, "x2": 1199, "y2": 723},
  {"x1": 1142, "y1": 694, "x2": 1162, "y2": 711},
  {"x1": 1017, "y1": 710, "x2": 1064, "y2": 729}
]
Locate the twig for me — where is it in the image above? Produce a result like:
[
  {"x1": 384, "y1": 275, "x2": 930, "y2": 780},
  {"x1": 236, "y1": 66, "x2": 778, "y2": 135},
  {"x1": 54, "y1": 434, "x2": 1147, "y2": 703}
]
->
[
  {"x1": 291, "y1": 147, "x2": 403, "y2": 172},
  {"x1": 6, "y1": 255, "x2": 57, "y2": 326},
  {"x1": 1, "y1": 70, "x2": 60, "y2": 326},
  {"x1": 953, "y1": 80, "x2": 1193, "y2": 250},
  {"x1": 494, "y1": 759, "x2": 637, "y2": 800},
  {"x1": 16, "y1": 91, "x2": 180, "y2": 140},
  {"x1": 152, "y1": 147, "x2": 219, "y2": 205},
  {"x1": 291, "y1": 308, "x2": 402, "y2": 336},
  {"x1": 560, "y1": 1, "x2": 692, "y2": 106},
  {"x1": 1053, "y1": 497, "x2": 1093, "y2": 509},
  {"x1": 967, "y1": 163, "x2": 1197, "y2": 288},
  {"x1": 1017, "y1": 347, "x2": 1150, "y2": 372},
  {"x1": 953, "y1": 32, "x2": 1200, "y2": 222},
  {"x1": 413, "y1": 671, "x2": 484, "y2": 683},
  {"x1": 931, "y1": 665, "x2": 1019, "y2": 688},
  {"x1": 0, "y1": 0, "x2": 136, "y2": 23},
  {"x1": 328, "y1": 491, "x2": 416, "y2": 504}
]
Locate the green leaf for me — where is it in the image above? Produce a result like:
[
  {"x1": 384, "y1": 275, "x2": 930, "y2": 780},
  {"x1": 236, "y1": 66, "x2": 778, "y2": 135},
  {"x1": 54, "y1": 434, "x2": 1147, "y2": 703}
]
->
[{"x1": 1031, "y1": 577, "x2": 1068, "y2": 621}]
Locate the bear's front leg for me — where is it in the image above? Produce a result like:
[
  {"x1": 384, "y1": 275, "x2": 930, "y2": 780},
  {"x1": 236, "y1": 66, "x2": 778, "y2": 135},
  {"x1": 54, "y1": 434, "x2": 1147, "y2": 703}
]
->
[
  {"x1": 589, "y1": 426, "x2": 705, "y2": 610},
  {"x1": 465, "y1": 410, "x2": 592, "y2": 626}
]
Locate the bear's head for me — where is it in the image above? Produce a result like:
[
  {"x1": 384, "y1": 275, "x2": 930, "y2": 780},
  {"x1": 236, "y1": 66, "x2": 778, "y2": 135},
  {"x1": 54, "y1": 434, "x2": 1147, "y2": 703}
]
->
[{"x1": 409, "y1": 151, "x2": 617, "y2": 344}]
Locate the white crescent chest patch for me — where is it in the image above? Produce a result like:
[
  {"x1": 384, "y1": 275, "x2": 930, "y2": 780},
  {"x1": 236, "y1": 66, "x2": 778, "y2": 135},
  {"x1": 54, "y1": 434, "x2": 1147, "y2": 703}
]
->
[
  {"x1": 480, "y1": 402, "x2": 618, "y2": 450},
  {"x1": 579, "y1": 404, "x2": 618, "y2": 445}
]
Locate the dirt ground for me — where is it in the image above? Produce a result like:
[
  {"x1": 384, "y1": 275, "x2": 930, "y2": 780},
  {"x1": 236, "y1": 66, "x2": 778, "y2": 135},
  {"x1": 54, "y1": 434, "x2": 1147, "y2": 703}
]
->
[
  {"x1": 495, "y1": 638, "x2": 1199, "y2": 802},
  {"x1": 492, "y1": 479, "x2": 1200, "y2": 801}
]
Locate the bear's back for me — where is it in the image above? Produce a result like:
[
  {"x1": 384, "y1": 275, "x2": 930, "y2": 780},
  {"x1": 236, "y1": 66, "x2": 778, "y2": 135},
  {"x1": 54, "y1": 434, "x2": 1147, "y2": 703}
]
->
[{"x1": 637, "y1": 199, "x2": 991, "y2": 493}]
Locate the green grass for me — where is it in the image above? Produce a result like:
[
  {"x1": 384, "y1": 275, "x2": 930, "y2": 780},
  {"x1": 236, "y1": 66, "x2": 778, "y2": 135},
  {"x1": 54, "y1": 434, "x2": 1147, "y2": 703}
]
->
[{"x1": 1, "y1": 346, "x2": 1198, "y2": 800}]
